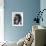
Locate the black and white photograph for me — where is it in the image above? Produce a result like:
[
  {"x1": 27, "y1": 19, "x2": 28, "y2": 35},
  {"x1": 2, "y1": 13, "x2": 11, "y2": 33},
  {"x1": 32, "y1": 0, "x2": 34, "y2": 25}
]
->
[{"x1": 12, "y1": 12, "x2": 23, "y2": 26}]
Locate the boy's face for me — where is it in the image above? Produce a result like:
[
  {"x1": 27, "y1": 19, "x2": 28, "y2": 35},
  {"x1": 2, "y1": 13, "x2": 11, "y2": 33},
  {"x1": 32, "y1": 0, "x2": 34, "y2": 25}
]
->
[{"x1": 14, "y1": 16, "x2": 20, "y2": 25}]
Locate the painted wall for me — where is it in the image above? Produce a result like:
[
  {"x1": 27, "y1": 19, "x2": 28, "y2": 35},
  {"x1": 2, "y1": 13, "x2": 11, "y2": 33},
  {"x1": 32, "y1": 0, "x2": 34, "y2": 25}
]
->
[
  {"x1": 40, "y1": 0, "x2": 46, "y2": 27},
  {"x1": 4, "y1": 0, "x2": 40, "y2": 42},
  {"x1": 40, "y1": 0, "x2": 46, "y2": 45},
  {"x1": 0, "y1": 0, "x2": 4, "y2": 42}
]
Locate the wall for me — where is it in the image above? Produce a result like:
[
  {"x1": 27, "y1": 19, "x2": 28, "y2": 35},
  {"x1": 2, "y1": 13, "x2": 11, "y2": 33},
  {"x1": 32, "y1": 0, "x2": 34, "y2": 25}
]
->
[
  {"x1": 40, "y1": 0, "x2": 46, "y2": 45},
  {"x1": 40, "y1": 0, "x2": 46, "y2": 27},
  {"x1": 4, "y1": 0, "x2": 40, "y2": 42},
  {"x1": 0, "y1": 0, "x2": 4, "y2": 42}
]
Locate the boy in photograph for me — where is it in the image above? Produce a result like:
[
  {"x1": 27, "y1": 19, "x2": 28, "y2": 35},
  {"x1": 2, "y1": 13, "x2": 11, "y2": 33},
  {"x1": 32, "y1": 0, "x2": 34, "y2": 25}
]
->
[{"x1": 14, "y1": 14, "x2": 22, "y2": 25}]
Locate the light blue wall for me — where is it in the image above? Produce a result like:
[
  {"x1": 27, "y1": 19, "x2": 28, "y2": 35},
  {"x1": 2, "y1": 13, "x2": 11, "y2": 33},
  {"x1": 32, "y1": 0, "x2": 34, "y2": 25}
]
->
[
  {"x1": 40, "y1": 0, "x2": 46, "y2": 44},
  {"x1": 40, "y1": 0, "x2": 46, "y2": 27},
  {"x1": 4, "y1": 0, "x2": 40, "y2": 42}
]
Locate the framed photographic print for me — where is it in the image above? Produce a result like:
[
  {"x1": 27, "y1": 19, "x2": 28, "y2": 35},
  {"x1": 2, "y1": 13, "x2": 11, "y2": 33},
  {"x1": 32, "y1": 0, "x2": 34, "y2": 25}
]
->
[{"x1": 12, "y1": 12, "x2": 23, "y2": 26}]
